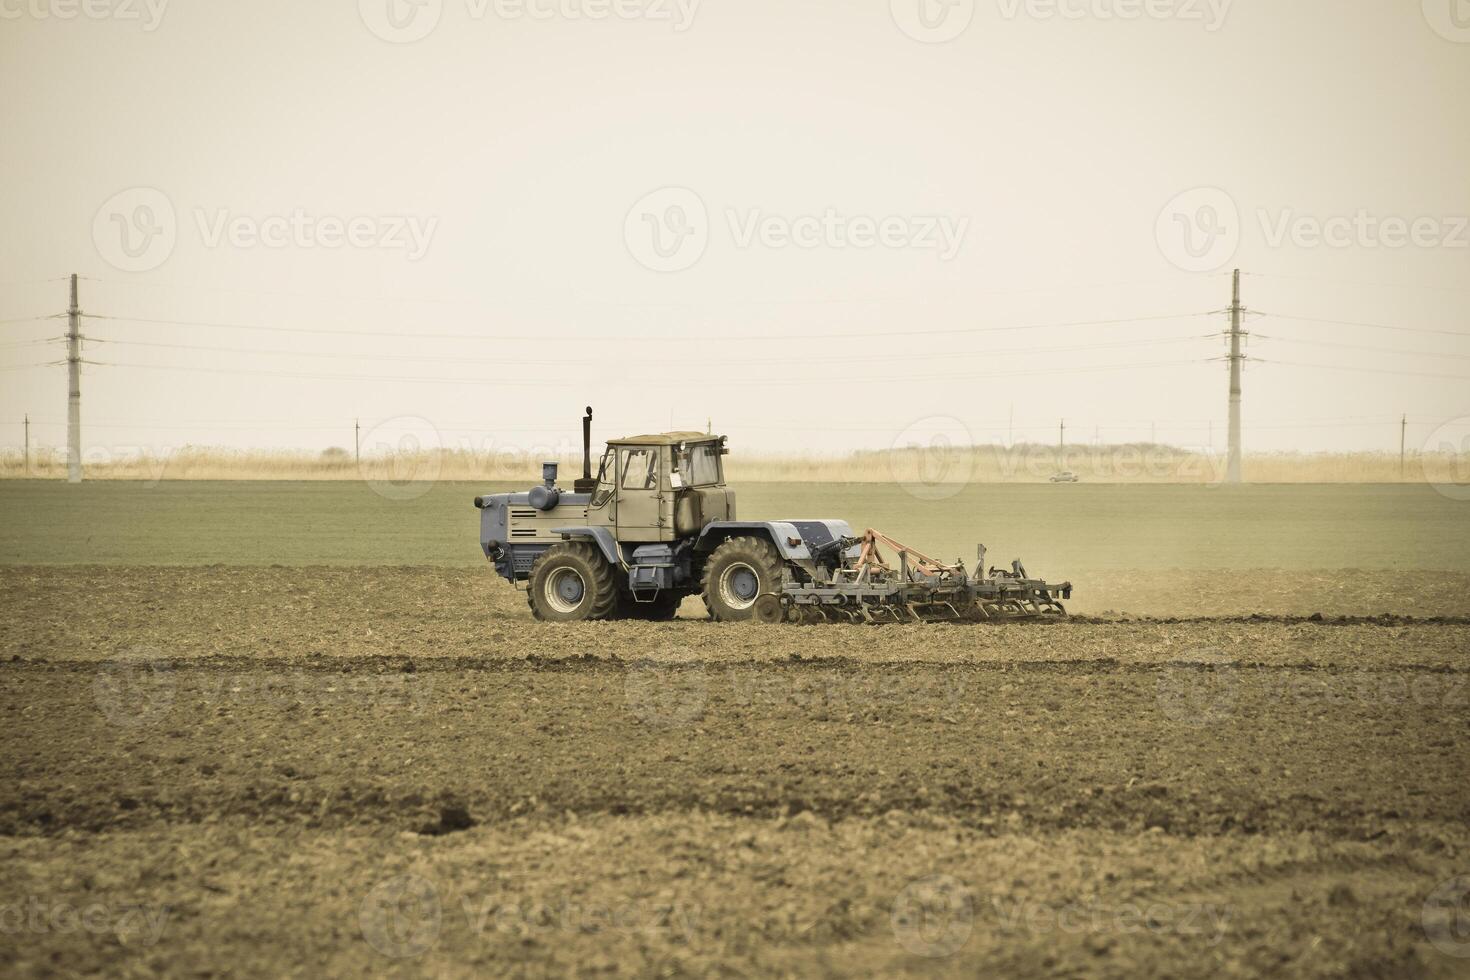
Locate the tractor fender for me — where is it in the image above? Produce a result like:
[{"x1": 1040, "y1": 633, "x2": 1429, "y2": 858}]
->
[
  {"x1": 553, "y1": 526, "x2": 622, "y2": 568},
  {"x1": 694, "y1": 520, "x2": 855, "y2": 562}
]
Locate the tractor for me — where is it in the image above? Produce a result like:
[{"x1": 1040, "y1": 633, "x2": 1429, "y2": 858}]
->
[{"x1": 473, "y1": 408, "x2": 1071, "y2": 623}]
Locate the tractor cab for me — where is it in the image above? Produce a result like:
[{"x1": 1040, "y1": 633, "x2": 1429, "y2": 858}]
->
[{"x1": 588, "y1": 432, "x2": 735, "y2": 543}]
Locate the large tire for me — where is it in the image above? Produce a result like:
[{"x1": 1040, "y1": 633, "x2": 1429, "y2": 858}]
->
[
  {"x1": 701, "y1": 536, "x2": 785, "y2": 622},
  {"x1": 618, "y1": 592, "x2": 683, "y2": 621},
  {"x1": 527, "y1": 541, "x2": 619, "y2": 622}
]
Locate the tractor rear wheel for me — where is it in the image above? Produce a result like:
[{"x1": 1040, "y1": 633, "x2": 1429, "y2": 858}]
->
[
  {"x1": 617, "y1": 592, "x2": 683, "y2": 621},
  {"x1": 701, "y1": 536, "x2": 785, "y2": 622},
  {"x1": 527, "y1": 541, "x2": 619, "y2": 622}
]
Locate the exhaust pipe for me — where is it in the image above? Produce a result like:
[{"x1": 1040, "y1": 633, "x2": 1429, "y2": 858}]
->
[{"x1": 573, "y1": 405, "x2": 597, "y2": 493}]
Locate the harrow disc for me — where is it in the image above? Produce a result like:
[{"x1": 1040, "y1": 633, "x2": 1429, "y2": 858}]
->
[{"x1": 753, "y1": 594, "x2": 785, "y2": 624}]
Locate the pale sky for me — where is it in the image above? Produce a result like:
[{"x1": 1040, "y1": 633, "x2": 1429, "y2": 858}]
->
[{"x1": 1, "y1": 0, "x2": 1468, "y2": 459}]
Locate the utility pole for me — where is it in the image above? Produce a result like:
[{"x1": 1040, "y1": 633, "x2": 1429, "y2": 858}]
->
[
  {"x1": 1058, "y1": 418, "x2": 1065, "y2": 450},
  {"x1": 66, "y1": 273, "x2": 82, "y2": 484},
  {"x1": 1226, "y1": 268, "x2": 1245, "y2": 484},
  {"x1": 23, "y1": 414, "x2": 30, "y2": 475},
  {"x1": 1400, "y1": 413, "x2": 1407, "y2": 478},
  {"x1": 355, "y1": 418, "x2": 361, "y2": 465}
]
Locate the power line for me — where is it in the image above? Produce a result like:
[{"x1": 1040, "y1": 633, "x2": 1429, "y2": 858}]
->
[
  {"x1": 0, "y1": 314, "x2": 63, "y2": 325},
  {"x1": 86, "y1": 356, "x2": 1210, "y2": 389},
  {"x1": 80, "y1": 310, "x2": 1219, "y2": 344},
  {"x1": 1253, "y1": 335, "x2": 1470, "y2": 360},
  {"x1": 84, "y1": 332, "x2": 1217, "y2": 368},
  {"x1": 1259, "y1": 358, "x2": 1470, "y2": 382},
  {"x1": 1256, "y1": 312, "x2": 1469, "y2": 339},
  {"x1": 1243, "y1": 271, "x2": 1470, "y2": 295}
]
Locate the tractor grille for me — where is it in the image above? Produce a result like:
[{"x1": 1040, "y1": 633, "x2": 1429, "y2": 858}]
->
[{"x1": 511, "y1": 546, "x2": 546, "y2": 574}]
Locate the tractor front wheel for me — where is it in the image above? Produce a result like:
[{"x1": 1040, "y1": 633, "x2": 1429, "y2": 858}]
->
[
  {"x1": 701, "y1": 536, "x2": 785, "y2": 622},
  {"x1": 527, "y1": 541, "x2": 619, "y2": 622}
]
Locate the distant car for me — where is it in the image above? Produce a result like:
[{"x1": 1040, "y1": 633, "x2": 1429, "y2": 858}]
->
[{"x1": 1049, "y1": 471, "x2": 1079, "y2": 483}]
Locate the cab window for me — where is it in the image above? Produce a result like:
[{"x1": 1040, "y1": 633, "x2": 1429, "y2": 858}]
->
[
  {"x1": 674, "y1": 442, "x2": 722, "y2": 486},
  {"x1": 620, "y1": 448, "x2": 657, "y2": 490},
  {"x1": 591, "y1": 450, "x2": 615, "y2": 507}
]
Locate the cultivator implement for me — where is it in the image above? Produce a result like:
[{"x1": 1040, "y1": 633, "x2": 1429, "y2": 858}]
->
[{"x1": 752, "y1": 528, "x2": 1071, "y2": 625}]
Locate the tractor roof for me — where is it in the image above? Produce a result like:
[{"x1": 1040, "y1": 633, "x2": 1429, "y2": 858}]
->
[{"x1": 606, "y1": 431, "x2": 720, "y2": 447}]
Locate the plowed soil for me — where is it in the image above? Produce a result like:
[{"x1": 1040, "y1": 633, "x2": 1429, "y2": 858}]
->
[{"x1": 3, "y1": 563, "x2": 1469, "y2": 977}]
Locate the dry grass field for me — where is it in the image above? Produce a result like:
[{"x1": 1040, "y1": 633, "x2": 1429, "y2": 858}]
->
[
  {"x1": 3, "y1": 444, "x2": 1466, "y2": 484},
  {"x1": 2, "y1": 482, "x2": 1469, "y2": 977}
]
